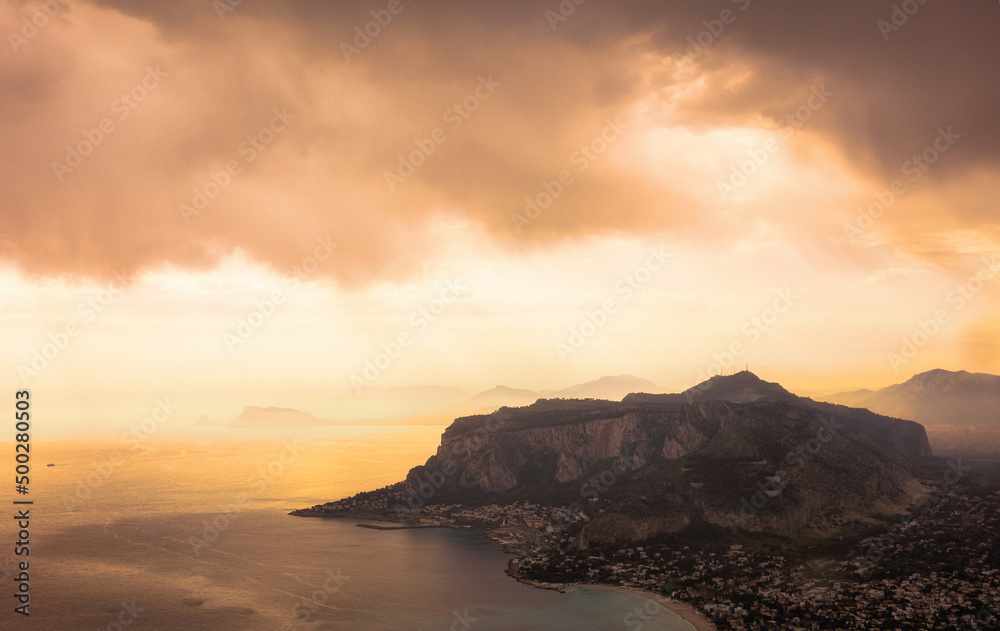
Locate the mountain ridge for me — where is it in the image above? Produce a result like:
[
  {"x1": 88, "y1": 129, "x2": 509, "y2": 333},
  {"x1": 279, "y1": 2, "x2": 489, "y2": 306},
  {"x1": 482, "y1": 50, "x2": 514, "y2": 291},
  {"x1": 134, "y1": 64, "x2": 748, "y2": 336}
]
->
[
  {"x1": 822, "y1": 368, "x2": 1000, "y2": 427},
  {"x1": 388, "y1": 371, "x2": 937, "y2": 544}
]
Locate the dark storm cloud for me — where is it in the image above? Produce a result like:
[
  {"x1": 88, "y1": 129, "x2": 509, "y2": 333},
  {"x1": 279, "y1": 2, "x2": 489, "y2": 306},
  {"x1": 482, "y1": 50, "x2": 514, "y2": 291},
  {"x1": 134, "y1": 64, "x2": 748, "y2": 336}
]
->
[{"x1": 1, "y1": 0, "x2": 995, "y2": 283}]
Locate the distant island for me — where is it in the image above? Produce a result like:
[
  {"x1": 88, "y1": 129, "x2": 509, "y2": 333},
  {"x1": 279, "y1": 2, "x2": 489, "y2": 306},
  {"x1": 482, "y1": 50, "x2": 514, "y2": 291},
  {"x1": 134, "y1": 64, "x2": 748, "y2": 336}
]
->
[
  {"x1": 294, "y1": 371, "x2": 1000, "y2": 630},
  {"x1": 200, "y1": 374, "x2": 669, "y2": 429}
]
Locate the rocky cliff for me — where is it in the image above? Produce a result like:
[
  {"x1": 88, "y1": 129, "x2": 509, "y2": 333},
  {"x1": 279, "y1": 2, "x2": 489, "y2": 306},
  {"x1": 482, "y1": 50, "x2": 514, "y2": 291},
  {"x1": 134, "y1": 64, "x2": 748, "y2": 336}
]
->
[{"x1": 398, "y1": 372, "x2": 937, "y2": 545}]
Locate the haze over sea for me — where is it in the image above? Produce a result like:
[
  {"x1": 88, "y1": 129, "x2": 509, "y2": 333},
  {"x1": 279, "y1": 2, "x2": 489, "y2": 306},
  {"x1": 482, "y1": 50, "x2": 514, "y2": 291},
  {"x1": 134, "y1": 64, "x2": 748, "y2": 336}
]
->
[{"x1": 1, "y1": 427, "x2": 694, "y2": 630}]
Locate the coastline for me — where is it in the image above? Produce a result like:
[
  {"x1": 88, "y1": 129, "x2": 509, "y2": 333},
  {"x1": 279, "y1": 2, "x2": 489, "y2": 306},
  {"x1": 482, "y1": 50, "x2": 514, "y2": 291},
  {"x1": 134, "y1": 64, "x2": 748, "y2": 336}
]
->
[
  {"x1": 289, "y1": 509, "x2": 448, "y2": 529},
  {"x1": 292, "y1": 509, "x2": 718, "y2": 630},
  {"x1": 576, "y1": 584, "x2": 717, "y2": 631}
]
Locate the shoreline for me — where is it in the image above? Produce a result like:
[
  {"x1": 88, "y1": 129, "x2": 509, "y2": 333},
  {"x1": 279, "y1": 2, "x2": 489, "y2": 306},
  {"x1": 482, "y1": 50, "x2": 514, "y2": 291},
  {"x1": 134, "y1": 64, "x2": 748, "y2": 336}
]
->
[
  {"x1": 291, "y1": 509, "x2": 717, "y2": 630},
  {"x1": 290, "y1": 510, "x2": 444, "y2": 529},
  {"x1": 577, "y1": 584, "x2": 717, "y2": 631},
  {"x1": 289, "y1": 509, "x2": 406, "y2": 525}
]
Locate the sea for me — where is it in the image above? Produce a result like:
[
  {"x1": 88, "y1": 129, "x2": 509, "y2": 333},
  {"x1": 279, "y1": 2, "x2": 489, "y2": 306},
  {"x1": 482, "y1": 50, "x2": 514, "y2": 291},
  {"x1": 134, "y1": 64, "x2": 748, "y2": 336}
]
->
[{"x1": 1, "y1": 427, "x2": 695, "y2": 630}]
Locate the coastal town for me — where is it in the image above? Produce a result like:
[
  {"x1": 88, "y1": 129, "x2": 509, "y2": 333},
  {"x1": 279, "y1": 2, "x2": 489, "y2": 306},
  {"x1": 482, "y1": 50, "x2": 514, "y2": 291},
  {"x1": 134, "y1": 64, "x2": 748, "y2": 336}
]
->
[{"x1": 296, "y1": 485, "x2": 1000, "y2": 630}]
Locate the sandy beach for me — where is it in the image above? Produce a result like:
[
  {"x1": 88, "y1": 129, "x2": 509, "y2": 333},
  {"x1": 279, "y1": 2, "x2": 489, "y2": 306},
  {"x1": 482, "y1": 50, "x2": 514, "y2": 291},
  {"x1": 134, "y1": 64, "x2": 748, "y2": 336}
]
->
[{"x1": 569, "y1": 584, "x2": 718, "y2": 631}]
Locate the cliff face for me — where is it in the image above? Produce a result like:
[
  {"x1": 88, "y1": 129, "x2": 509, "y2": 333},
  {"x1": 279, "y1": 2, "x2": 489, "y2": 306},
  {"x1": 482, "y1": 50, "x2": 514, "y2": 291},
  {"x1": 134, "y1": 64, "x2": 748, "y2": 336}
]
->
[
  {"x1": 426, "y1": 402, "x2": 721, "y2": 494},
  {"x1": 401, "y1": 373, "x2": 937, "y2": 545}
]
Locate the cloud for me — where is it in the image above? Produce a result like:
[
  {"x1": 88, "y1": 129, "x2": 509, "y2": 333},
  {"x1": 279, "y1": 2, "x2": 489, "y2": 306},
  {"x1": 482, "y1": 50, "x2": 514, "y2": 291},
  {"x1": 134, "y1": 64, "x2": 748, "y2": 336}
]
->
[{"x1": 1, "y1": 0, "x2": 996, "y2": 286}]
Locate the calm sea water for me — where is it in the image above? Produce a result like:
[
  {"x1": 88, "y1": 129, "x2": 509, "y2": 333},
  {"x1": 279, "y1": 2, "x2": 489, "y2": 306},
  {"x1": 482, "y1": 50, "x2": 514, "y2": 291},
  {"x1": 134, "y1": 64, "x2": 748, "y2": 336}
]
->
[{"x1": 1, "y1": 430, "x2": 694, "y2": 630}]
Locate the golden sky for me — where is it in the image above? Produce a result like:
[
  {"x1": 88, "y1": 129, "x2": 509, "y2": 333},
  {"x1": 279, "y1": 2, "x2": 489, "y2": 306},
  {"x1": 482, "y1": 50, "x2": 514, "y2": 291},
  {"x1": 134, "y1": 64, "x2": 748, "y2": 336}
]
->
[{"x1": 2, "y1": 0, "x2": 999, "y2": 433}]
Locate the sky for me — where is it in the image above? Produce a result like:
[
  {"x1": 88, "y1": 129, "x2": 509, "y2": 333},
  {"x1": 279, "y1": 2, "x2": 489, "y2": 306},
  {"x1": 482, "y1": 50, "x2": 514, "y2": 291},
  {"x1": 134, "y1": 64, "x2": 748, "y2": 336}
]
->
[{"x1": 2, "y1": 0, "x2": 999, "y2": 434}]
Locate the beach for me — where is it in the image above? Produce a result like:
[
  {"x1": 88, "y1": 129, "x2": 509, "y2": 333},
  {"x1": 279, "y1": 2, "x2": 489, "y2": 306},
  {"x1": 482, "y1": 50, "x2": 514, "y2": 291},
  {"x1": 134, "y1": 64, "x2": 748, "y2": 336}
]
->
[{"x1": 571, "y1": 584, "x2": 718, "y2": 631}]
